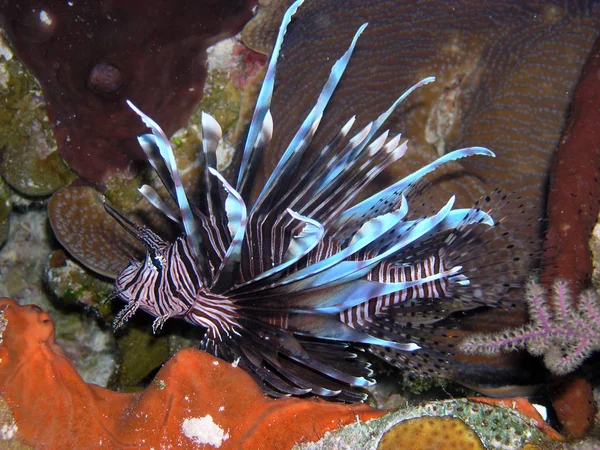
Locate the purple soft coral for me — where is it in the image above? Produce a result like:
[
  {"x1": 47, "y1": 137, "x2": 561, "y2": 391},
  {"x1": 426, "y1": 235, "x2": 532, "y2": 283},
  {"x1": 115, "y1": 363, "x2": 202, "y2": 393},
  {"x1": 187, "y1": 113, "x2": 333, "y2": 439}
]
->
[{"x1": 460, "y1": 280, "x2": 600, "y2": 375}]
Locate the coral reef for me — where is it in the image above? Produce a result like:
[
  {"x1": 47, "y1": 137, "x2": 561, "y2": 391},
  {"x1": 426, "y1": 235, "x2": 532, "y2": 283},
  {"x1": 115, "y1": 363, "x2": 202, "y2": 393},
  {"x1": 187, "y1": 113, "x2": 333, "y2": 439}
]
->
[
  {"x1": 0, "y1": 298, "x2": 383, "y2": 449},
  {"x1": 0, "y1": 0, "x2": 255, "y2": 182},
  {"x1": 378, "y1": 417, "x2": 485, "y2": 450},
  {"x1": 467, "y1": 397, "x2": 563, "y2": 442},
  {"x1": 3, "y1": 0, "x2": 599, "y2": 442},
  {"x1": 0, "y1": 177, "x2": 9, "y2": 248},
  {"x1": 460, "y1": 280, "x2": 600, "y2": 376},
  {"x1": 0, "y1": 210, "x2": 117, "y2": 386},
  {"x1": 295, "y1": 397, "x2": 557, "y2": 450},
  {"x1": 48, "y1": 185, "x2": 144, "y2": 278}
]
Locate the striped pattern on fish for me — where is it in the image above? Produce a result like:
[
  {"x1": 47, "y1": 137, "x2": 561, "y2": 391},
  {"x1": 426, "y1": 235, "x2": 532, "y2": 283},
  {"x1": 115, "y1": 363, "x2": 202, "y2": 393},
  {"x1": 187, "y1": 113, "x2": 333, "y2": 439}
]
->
[{"x1": 103, "y1": 0, "x2": 535, "y2": 400}]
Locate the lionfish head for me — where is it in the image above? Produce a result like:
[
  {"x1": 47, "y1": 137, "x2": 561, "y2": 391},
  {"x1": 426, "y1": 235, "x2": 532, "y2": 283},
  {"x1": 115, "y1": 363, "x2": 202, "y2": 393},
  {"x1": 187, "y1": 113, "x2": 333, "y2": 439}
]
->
[
  {"x1": 102, "y1": 0, "x2": 537, "y2": 401},
  {"x1": 105, "y1": 202, "x2": 203, "y2": 333}
]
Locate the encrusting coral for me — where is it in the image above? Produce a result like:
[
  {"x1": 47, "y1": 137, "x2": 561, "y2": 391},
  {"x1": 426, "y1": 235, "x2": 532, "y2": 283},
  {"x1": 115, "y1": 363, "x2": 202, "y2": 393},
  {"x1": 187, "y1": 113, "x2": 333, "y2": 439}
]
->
[
  {"x1": 0, "y1": 298, "x2": 566, "y2": 449},
  {"x1": 377, "y1": 416, "x2": 485, "y2": 450},
  {"x1": 0, "y1": 297, "x2": 384, "y2": 449},
  {"x1": 460, "y1": 280, "x2": 600, "y2": 376}
]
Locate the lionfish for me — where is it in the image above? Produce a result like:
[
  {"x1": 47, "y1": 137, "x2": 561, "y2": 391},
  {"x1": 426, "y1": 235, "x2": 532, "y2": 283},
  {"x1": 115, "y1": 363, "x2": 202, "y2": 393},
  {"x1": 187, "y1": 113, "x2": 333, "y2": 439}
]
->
[{"x1": 105, "y1": 0, "x2": 533, "y2": 400}]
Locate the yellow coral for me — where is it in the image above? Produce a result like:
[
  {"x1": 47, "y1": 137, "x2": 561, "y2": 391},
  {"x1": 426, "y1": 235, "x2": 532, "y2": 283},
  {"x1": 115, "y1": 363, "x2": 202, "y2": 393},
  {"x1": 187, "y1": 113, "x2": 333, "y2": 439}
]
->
[{"x1": 378, "y1": 416, "x2": 484, "y2": 450}]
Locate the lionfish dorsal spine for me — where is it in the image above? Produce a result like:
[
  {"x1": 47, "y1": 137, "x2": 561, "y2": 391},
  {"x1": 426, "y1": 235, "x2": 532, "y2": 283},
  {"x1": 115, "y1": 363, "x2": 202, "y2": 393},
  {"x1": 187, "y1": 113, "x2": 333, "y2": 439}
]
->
[
  {"x1": 251, "y1": 23, "x2": 368, "y2": 216},
  {"x1": 138, "y1": 184, "x2": 181, "y2": 224},
  {"x1": 126, "y1": 101, "x2": 199, "y2": 251},
  {"x1": 236, "y1": 0, "x2": 306, "y2": 198}
]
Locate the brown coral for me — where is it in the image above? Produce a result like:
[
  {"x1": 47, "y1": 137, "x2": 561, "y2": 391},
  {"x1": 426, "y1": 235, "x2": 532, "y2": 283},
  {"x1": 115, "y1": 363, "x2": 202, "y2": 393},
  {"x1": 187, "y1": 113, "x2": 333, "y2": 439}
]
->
[
  {"x1": 0, "y1": 0, "x2": 255, "y2": 182},
  {"x1": 243, "y1": 0, "x2": 600, "y2": 228}
]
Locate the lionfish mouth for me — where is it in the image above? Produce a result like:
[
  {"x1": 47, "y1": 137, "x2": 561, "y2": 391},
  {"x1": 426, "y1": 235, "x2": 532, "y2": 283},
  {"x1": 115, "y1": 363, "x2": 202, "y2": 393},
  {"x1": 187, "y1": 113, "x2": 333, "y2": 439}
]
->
[{"x1": 105, "y1": 0, "x2": 533, "y2": 401}]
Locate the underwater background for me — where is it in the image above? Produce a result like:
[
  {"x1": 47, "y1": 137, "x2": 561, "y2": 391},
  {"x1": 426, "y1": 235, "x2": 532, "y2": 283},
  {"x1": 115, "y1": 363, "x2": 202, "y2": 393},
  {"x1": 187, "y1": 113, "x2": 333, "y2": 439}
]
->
[{"x1": 1, "y1": 0, "x2": 600, "y2": 448}]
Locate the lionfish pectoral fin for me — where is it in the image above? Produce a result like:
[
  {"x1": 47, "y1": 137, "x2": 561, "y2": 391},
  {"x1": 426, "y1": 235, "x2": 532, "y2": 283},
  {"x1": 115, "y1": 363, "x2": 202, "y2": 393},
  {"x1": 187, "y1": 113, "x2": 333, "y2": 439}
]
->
[
  {"x1": 152, "y1": 314, "x2": 171, "y2": 334},
  {"x1": 113, "y1": 300, "x2": 140, "y2": 330},
  {"x1": 236, "y1": 0, "x2": 304, "y2": 197},
  {"x1": 237, "y1": 334, "x2": 346, "y2": 397},
  {"x1": 201, "y1": 112, "x2": 221, "y2": 167},
  {"x1": 363, "y1": 205, "x2": 494, "y2": 255},
  {"x1": 283, "y1": 209, "x2": 325, "y2": 261},
  {"x1": 278, "y1": 198, "x2": 455, "y2": 293},
  {"x1": 272, "y1": 200, "x2": 408, "y2": 292},
  {"x1": 235, "y1": 341, "x2": 312, "y2": 395},
  {"x1": 349, "y1": 197, "x2": 409, "y2": 246},
  {"x1": 287, "y1": 314, "x2": 419, "y2": 355},
  {"x1": 435, "y1": 208, "x2": 494, "y2": 230},
  {"x1": 289, "y1": 271, "x2": 461, "y2": 313},
  {"x1": 336, "y1": 147, "x2": 494, "y2": 227}
]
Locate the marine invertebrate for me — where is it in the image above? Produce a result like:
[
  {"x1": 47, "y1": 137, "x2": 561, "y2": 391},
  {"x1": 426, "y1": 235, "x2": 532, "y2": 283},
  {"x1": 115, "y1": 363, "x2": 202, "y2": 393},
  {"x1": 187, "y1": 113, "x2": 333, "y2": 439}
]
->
[
  {"x1": 243, "y1": 0, "x2": 600, "y2": 242},
  {"x1": 377, "y1": 417, "x2": 485, "y2": 450},
  {"x1": 467, "y1": 397, "x2": 563, "y2": 442},
  {"x1": 535, "y1": 32, "x2": 600, "y2": 438},
  {"x1": 295, "y1": 397, "x2": 557, "y2": 450},
  {"x1": 542, "y1": 33, "x2": 600, "y2": 294},
  {"x1": 0, "y1": 0, "x2": 255, "y2": 182},
  {"x1": 0, "y1": 298, "x2": 383, "y2": 449},
  {"x1": 100, "y1": 0, "x2": 535, "y2": 400},
  {"x1": 460, "y1": 280, "x2": 600, "y2": 376}
]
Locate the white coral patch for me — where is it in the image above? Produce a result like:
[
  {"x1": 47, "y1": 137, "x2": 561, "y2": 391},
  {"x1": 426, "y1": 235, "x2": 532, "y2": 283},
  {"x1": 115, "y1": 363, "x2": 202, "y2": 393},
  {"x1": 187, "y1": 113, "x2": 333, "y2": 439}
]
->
[
  {"x1": 0, "y1": 421, "x2": 18, "y2": 440},
  {"x1": 182, "y1": 415, "x2": 230, "y2": 448}
]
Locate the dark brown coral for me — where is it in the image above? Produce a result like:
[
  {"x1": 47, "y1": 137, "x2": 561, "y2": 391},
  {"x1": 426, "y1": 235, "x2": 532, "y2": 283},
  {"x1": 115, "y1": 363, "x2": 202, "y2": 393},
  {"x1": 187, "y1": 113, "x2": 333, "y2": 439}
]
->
[
  {"x1": 540, "y1": 34, "x2": 600, "y2": 438},
  {"x1": 0, "y1": 0, "x2": 255, "y2": 182},
  {"x1": 243, "y1": 0, "x2": 600, "y2": 227},
  {"x1": 542, "y1": 35, "x2": 600, "y2": 294}
]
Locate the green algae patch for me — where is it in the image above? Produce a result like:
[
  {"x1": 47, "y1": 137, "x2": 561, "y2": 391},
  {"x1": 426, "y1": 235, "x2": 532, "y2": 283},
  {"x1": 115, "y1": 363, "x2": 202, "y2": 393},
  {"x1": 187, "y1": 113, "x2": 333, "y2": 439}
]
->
[
  {"x1": 45, "y1": 249, "x2": 114, "y2": 319},
  {"x1": 0, "y1": 32, "x2": 75, "y2": 197},
  {"x1": 198, "y1": 69, "x2": 243, "y2": 135},
  {"x1": 111, "y1": 325, "x2": 170, "y2": 391},
  {"x1": 0, "y1": 178, "x2": 11, "y2": 249}
]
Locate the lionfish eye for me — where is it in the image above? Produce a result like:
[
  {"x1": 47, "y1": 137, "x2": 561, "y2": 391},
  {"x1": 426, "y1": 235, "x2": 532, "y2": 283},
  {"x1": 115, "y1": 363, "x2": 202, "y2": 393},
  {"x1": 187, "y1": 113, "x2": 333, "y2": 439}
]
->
[{"x1": 148, "y1": 248, "x2": 164, "y2": 270}]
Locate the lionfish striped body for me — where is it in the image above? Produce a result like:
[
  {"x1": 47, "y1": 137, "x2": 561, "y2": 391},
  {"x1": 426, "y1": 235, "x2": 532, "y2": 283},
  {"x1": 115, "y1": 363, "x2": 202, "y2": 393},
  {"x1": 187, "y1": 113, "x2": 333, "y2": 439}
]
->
[{"x1": 106, "y1": 0, "x2": 532, "y2": 400}]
